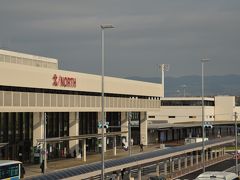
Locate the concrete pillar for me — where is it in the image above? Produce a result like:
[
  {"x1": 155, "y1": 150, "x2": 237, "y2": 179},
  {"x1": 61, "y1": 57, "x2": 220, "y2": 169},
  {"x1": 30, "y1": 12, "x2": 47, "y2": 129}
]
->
[
  {"x1": 190, "y1": 153, "x2": 193, "y2": 166},
  {"x1": 140, "y1": 112, "x2": 148, "y2": 145},
  {"x1": 82, "y1": 139, "x2": 86, "y2": 162},
  {"x1": 223, "y1": 147, "x2": 225, "y2": 155},
  {"x1": 138, "y1": 167, "x2": 142, "y2": 180},
  {"x1": 128, "y1": 168, "x2": 132, "y2": 179},
  {"x1": 164, "y1": 161, "x2": 168, "y2": 175},
  {"x1": 33, "y1": 112, "x2": 44, "y2": 146},
  {"x1": 184, "y1": 156, "x2": 188, "y2": 169},
  {"x1": 171, "y1": 159, "x2": 175, "y2": 172},
  {"x1": 113, "y1": 136, "x2": 117, "y2": 156},
  {"x1": 210, "y1": 150, "x2": 213, "y2": 160},
  {"x1": 33, "y1": 112, "x2": 44, "y2": 163},
  {"x1": 116, "y1": 172, "x2": 120, "y2": 180},
  {"x1": 156, "y1": 163, "x2": 160, "y2": 176},
  {"x1": 121, "y1": 112, "x2": 128, "y2": 141},
  {"x1": 69, "y1": 112, "x2": 79, "y2": 157},
  {"x1": 178, "y1": 158, "x2": 181, "y2": 171},
  {"x1": 214, "y1": 150, "x2": 217, "y2": 158},
  {"x1": 196, "y1": 151, "x2": 199, "y2": 164},
  {"x1": 206, "y1": 150, "x2": 208, "y2": 161}
]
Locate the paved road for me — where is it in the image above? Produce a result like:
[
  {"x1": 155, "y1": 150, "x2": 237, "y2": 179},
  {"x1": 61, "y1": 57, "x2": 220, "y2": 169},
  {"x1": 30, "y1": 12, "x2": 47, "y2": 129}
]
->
[{"x1": 178, "y1": 158, "x2": 235, "y2": 180}]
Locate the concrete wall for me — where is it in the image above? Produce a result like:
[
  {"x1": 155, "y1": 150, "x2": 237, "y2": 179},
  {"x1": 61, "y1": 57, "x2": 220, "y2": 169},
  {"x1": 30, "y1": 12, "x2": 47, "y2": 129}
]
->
[
  {"x1": 215, "y1": 96, "x2": 235, "y2": 121},
  {"x1": 0, "y1": 62, "x2": 162, "y2": 97},
  {"x1": 147, "y1": 106, "x2": 214, "y2": 124}
]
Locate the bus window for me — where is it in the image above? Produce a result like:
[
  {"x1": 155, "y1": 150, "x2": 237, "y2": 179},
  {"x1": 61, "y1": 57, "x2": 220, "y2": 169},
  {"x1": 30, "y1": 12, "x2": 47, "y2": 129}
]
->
[{"x1": 0, "y1": 160, "x2": 21, "y2": 180}]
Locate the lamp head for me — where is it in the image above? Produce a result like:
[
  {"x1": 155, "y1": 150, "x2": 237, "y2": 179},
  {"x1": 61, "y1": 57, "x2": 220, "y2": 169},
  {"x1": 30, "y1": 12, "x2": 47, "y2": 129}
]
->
[
  {"x1": 100, "y1": 24, "x2": 115, "y2": 29},
  {"x1": 201, "y1": 57, "x2": 210, "y2": 63}
]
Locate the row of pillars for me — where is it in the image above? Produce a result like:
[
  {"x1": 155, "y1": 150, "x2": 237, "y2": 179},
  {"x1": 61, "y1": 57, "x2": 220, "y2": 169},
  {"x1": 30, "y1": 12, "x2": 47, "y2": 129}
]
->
[
  {"x1": 107, "y1": 147, "x2": 225, "y2": 180},
  {"x1": 72, "y1": 136, "x2": 117, "y2": 162},
  {"x1": 157, "y1": 147, "x2": 225, "y2": 177},
  {"x1": 103, "y1": 147, "x2": 225, "y2": 180}
]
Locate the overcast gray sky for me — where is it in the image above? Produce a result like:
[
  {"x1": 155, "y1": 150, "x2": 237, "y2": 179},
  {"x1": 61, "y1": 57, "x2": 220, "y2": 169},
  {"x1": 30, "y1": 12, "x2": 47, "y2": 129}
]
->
[{"x1": 1, "y1": 0, "x2": 240, "y2": 78}]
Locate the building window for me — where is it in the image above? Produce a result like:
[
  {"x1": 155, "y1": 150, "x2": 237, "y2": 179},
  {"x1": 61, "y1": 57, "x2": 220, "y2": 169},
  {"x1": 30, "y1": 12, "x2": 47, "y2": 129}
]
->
[
  {"x1": 168, "y1": 116, "x2": 175, "y2": 118},
  {"x1": 148, "y1": 116, "x2": 155, "y2": 118},
  {"x1": 189, "y1": 116, "x2": 197, "y2": 118}
]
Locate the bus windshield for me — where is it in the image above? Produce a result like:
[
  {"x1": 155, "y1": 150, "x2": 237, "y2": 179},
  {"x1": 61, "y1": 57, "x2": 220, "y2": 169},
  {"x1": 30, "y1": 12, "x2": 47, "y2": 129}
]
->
[{"x1": 0, "y1": 161, "x2": 21, "y2": 180}]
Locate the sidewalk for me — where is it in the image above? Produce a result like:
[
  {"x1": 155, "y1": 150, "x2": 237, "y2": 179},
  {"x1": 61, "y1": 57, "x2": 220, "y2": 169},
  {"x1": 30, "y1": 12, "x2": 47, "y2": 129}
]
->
[{"x1": 24, "y1": 143, "x2": 176, "y2": 178}]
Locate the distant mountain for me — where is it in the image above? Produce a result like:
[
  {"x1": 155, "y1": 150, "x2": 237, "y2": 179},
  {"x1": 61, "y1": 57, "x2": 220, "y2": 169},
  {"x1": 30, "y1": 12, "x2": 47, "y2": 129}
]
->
[{"x1": 126, "y1": 74, "x2": 240, "y2": 97}]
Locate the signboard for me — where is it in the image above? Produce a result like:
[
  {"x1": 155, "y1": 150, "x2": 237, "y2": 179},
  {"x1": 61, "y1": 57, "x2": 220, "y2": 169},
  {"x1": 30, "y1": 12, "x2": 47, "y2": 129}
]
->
[{"x1": 52, "y1": 74, "x2": 76, "y2": 88}]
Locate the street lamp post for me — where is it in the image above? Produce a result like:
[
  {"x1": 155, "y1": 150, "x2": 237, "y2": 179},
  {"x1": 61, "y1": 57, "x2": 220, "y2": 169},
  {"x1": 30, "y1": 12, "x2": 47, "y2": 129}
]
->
[
  {"x1": 235, "y1": 112, "x2": 238, "y2": 175},
  {"x1": 158, "y1": 64, "x2": 169, "y2": 97},
  {"x1": 182, "y1": 84, "x2": 187, "y2": 97},
  {"x1": 100, "y1": 24, "x2": 114, "y2": 180},
  {"x1": 201, "y1": 58, "x2": 210, "y2": 173}
]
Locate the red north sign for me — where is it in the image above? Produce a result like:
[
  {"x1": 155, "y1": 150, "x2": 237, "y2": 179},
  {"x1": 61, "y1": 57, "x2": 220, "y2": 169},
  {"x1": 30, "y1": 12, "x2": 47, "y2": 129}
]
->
[{"x1": 52, "y1": 74, "x2": 76, "y2": 88}]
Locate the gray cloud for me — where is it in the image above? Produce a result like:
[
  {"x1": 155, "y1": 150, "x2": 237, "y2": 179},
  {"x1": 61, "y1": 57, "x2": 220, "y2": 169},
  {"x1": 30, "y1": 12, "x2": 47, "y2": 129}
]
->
[{"x1": 0, "y1": 0, "x2": 240, "y2": 78}]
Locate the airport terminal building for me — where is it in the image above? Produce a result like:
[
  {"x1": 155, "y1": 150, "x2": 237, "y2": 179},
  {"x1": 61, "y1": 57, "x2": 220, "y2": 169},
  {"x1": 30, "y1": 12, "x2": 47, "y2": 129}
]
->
[
  {"x1": 0, "y1": 49, "x2": 238, "y2": 163},
  {"x1": 0, "y1": 49, "x2": 162, "y2": 162}
]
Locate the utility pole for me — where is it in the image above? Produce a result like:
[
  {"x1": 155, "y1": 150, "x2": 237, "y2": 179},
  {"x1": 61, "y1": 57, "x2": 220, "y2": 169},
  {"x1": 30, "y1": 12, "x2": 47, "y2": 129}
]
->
[{"x1": 235, "y1": 112, "x2": 238, "y2": 175}]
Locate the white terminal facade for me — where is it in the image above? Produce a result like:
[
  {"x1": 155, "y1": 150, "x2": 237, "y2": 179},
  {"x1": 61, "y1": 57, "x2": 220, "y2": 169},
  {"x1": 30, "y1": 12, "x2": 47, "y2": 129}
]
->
[{"x1": 0, "y1": 49, "x2": 239, "y2": 163}]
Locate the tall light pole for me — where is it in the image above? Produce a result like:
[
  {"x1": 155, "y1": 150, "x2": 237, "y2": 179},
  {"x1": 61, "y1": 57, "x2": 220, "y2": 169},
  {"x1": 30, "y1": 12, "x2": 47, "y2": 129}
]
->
[
  {"x1": 158, "y1": 64, "x2": 169, "y2": 97},
  {"x1": 182, "y1": 84, "x2": 187, "y2": 97},
  {"x1": 100, "y1": 24, "x2": 114, "y2": 180},
  {"x1": 201, "y1": 57, "x2": 210, "y2": 173},
  {"x1": 235, "y1": 112, "x2": 238, "y2": 175},
  {"x1": 44, "y1": 112, "x2": 47, "y2": 173}
]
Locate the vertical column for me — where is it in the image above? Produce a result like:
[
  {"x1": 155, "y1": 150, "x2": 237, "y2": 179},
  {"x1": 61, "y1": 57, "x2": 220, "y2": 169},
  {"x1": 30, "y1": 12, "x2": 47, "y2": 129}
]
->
[
  {"x1": 98, "y1": 112, "x2": 106, "y2": 152},
  {"x1": 171, "y1": 159, "x2": 175, "y2": 173},
  {"x1": 33, "y1": 112, "x2": 44, "y2": 163},
  {"x1": 121, "y1": 112, "x2": 128, "y2": 142},
  {"x1": 164, "y1": 161, "x2": 168, "y2": 175},
  {"x1": 206, "y1": 150, "x2": 209, "y2": 161},
  {"x1": 82, "y1": 139, "x2": 86, "y2": 162},
  {"x1": 128, "y1": 168, "x2": 132, "y2": 179},
  {"x1": 116, "y1": 172, "x2": 120, "y2": 180},
  {"x1": 190, "y1": 153, "x2": 193, "y2": 166},
  {"x1": 156, "y1": 162, "x2": 160, "y2": 176},
  {"x1": 33, "y1": 112, "x2": 44, "y2": 146},
  {"x1": 210, "y1": 150, "x2": 213, "y2": 160},
  {"x1": 196, "y1": 151, "x2": 199, "y2": 164},
  {"x1": 213, "y1": 150, "x2": 216, "y2": 159},
  {"x1": 184, "y1": 156, "x2": 188, "y2": 169},
  {"x1": 140, "y1": 112, "x2": 148, "y2": 145},
  {"x1": 69, "y1": 112, "x2": 79, "y2": 157},
  {"x1": 138, "y1": 167, "x2": 142, "y2": 180},
  {"x1": 178, "y1": 158, "x2": 181, "y2": 171},
  {"x1": 113, "y1": 136, "x2": 117, "y2": 156}
]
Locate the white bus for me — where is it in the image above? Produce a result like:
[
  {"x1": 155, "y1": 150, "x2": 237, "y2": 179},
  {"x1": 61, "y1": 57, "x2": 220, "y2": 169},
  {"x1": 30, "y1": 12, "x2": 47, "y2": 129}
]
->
[
  {"x1": 0, "y1": 160, "x2": 25, "y2": 180},
  {"x1": 196, "y1": 171, "x2": 239, "y2": 180}
]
